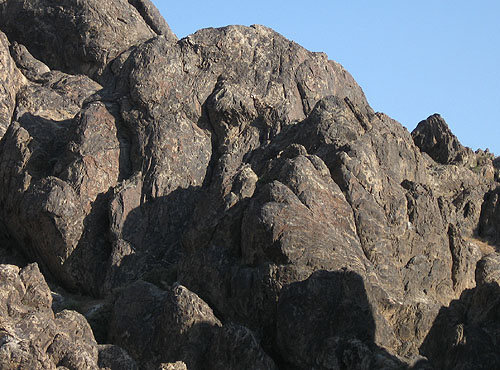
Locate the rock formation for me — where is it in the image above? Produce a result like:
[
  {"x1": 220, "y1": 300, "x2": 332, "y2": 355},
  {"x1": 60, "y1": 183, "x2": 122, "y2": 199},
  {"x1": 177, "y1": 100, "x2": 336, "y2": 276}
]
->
[{"x1": 0, "y1": 0, "x2": 498, "y2": 369}]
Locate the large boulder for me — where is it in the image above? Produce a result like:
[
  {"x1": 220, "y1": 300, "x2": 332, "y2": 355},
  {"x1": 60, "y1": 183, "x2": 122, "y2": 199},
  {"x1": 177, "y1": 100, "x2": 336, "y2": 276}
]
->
[
  {"x1": 0, "y1": 263, "x2": 136, "y2": 369},
  {"x1": 109, "y1": 281, "x2": 275, "y2": 369},
  {"x1": 0, "y1": 0, "x2": 175, "y2": 80}
]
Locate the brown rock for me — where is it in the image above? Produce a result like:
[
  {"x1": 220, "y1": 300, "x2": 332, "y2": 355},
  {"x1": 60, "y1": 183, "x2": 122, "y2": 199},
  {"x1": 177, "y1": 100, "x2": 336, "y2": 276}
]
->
[
  {"x1": 0, "y1": 263, "x2": 107, "y2": 369},
  {"x1": 412, "y1": 113, "x2": 473, "y2": 165},
  {"x1": 0, "y1": 3, "x2": 498, "y2": 368},
  {"x1": 0, "y1": 0, "x2": 158, "y2": 80},
  {"x1": 109, "y1": 281, "x2": 275, "y2": 369},
  {"x1": 420, "y1": 254, "x2": 500, "y2": 369},
  {"x1": 0, "y1": 31, "x2": 26, "y2": 138}
]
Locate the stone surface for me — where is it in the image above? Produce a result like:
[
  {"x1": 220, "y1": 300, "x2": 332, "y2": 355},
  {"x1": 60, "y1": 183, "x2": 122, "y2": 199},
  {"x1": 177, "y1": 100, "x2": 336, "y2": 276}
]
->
[
  {"x1": 478, "y1": 185, "x2": 500, "y2": 244},
  {"x1": 0, "y1": 1, "x2": 499, "y2": 369},
  {"x1": 0, "y1": 31, "x2": 26, "y2": 138},
  {"x1": 109, "y1": 281, "x2": 275, "y2": 369},
  {"x1": 98, "y1": 344, "x2": 138, "y2": 370},
  {"x1": 276, "y1": 270, "x2": 404, "y2": 369},
  {"x1": 0, "y1": 72, "x2": 123, "y2": 293},
  {"x1": 158, "y1": 362, "x2": 187, "y2": 370},
  {"x1": 0, "y1": 263, "x2": 106, "y2": 369},
  {"x1": 127, "y1": 0, "x2": 177, "y2": 38},
  {"x1": 0, "y1": 0, "x2": 160, "y2": 80},
  {"x1": 9, "y1": 41, "x2": 51, "y2": 82},
  {"x1": 412, "y1": 113, "x2": 473, "y2": 165},
  {"x1": 420, "y1": 253, "x2": 500, "y2": 369}
]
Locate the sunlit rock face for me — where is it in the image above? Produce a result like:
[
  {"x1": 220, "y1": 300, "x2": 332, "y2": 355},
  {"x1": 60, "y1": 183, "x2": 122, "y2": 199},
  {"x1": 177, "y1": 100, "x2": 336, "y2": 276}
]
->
[{"x1": 0, "y1": 0, "x2": 499, "y2": 369}]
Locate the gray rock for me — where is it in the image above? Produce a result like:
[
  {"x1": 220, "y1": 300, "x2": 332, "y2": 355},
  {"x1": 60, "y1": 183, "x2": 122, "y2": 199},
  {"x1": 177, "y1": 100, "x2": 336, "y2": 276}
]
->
[
  {"x1": 109, "y1": 281, "x2": 275, "y2": 369},
  {"x1": 98, "y1": 344, "x2": 138, "y2": 370},
  {"x1": 412, "y1": 113, "x2": 473, "y2": 165},
  {"x1": 127, "y1": 0, "x2": 177, "y2": 39},
  {"x1": 0, "y1": 86, "x2": 125, "y2": 293},
  {"x1": 277, "y1": 270, "x2": 404, "y2": 369},
  {"x1": 0, "y1": 0, "x2": 158, "y2": 80},
  {"x1": 180, "y1": 93, "x2": 487, "y2": 362},
  {"x1": 158, "y1": 362, "x2": 187, "y2": 370},
  {"x1": 478, "y1": 186, "x2": 500, "y2": 244},
  {"x1": 420, "y1": 254, "x2": 500, "y2": 369},
  {"x1": 0, "y1": 31, "x2": 26, "y2": 138},
  {"x1": 0, "y1": 263, "x2": 104, "y2": 369},
  {"x1": 9, "y1": 42, "x2": 51, "y2": 82},
  {"x1": 0, "y1": 2, "x2": 499, "y2": 369}
]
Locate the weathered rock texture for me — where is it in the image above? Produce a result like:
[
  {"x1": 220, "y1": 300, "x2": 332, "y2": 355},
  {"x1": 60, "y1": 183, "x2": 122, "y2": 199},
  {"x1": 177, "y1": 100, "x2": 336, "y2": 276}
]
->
[
  {"x1": 0, "y1": 0, "x2": 176, "y2": 80},
  {"x1": 420, "y1": 254, "x2": 500, "y2": 369},
  {"x1": 109, "y1": 281, "x2": 275, "y2": 369},
  {"x1": 412, "y1": 114, "x2": 473, "y2": 165},
  {"x1": 0, "y1": 0, "x2": 499, "y2": 369},
  {"x1": 0, "y1": 263, "x2": 137, "y2": 369}
]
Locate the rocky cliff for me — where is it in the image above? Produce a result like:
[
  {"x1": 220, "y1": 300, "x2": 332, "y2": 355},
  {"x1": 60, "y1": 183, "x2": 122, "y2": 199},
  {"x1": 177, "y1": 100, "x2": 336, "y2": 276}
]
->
[{"x1": 0, "y1": 1, "x2": 499, "y2": 369}]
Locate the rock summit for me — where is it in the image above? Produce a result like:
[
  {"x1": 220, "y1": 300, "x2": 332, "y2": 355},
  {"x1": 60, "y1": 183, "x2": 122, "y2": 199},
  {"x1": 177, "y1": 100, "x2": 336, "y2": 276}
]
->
[{"x1": 0, "y1": 1, "x2": 499, "y2": 369}]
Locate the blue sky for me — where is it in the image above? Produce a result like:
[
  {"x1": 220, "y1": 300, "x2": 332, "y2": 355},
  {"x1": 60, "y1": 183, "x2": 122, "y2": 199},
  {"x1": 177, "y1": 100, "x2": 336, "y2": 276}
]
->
[{"x1": 154, "y1": 1, "x2": 499, "y2": 154}]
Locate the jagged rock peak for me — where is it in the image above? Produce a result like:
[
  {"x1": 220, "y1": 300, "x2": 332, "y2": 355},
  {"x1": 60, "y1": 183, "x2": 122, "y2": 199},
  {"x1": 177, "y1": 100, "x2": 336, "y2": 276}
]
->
[{"x1": 412, "y1": 113, "x2": 473, "y2": 165}]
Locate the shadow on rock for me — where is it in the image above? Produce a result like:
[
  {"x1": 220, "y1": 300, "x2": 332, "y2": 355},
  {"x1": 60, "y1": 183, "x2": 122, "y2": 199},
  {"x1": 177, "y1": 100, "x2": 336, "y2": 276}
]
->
[
  {"x1": 420, "y1": 255, "x2": 500, "y2": 369},
  {"x1": 103, "y1": 185, "x2": 203, "y2": 293},
  {"x1": 478, "y1": 186, "x2": 500, "y2": 250},
  {"x1": 108, "y1": 280, "x2": 276, "y2": 369},
  {"x1": 276, "y1": 269, "x2": 408, "y2": 369}
]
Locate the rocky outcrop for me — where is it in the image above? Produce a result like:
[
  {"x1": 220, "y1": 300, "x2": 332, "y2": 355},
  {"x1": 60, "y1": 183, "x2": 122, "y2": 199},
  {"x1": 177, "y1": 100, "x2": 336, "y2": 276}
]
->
[
  {"x1": 127, "y1": 0, "x2": 176, "y2": 37},
  {"x1": 420, "y1": 254, "x2": 500, "y2": 369},
  {"x1": 276, "y1": 270, "x2": 403, "y2": 369},
  {"x1": 412, "y1": 113, "x2": 473, "y2": 165},
  {"x1": 0, "y1": 263, "x2": 137, "y2": 369},
  {"x1": 109, "y1": 281, "x2": 275, "y2": 369},
  {"x1": 0, "y1": 0, "x2": 175, "y2": 80},
  {"x1": 0, "y1": 68, "x2": 119, "y2": 293},
  {"x1": 0, "y1": 31, "x2": 26, "y2": 138},
  {"x1": 478, "y1": 186, "x2": 500, "y2": 244},
  {"x1": 0, "y1": 0, "x2": 499, "y2": 369}
]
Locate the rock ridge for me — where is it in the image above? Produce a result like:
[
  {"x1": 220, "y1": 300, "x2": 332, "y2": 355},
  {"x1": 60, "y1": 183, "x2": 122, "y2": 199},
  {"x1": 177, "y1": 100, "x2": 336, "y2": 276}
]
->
[{"x1": 0, "y1": 0, "x2": 499, "y2": 369}]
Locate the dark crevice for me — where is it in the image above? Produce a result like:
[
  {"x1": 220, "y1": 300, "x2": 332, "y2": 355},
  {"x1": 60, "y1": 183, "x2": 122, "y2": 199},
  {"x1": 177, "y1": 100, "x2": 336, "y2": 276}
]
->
[{"x1": 295, "y1": 81, "x2": 309, "y2": 118}]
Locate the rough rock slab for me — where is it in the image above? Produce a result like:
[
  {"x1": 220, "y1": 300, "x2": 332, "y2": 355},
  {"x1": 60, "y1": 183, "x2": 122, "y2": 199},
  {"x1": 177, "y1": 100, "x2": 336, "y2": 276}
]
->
[
  {"x1": 0, "y1": 1, "x2": 499, "y2": 369},
  {"x1": 0, "y1": 0, "x2": 160, "y2": 80},
  {"x1": 0, "y1": 31, "x2": 26, "y2": 138},
  {"x1": 0, "y1": 263, "x2": 133, "y2": 369},
  {"x1": 109, "y1": 281, "x2": 275, "y2": 369}
]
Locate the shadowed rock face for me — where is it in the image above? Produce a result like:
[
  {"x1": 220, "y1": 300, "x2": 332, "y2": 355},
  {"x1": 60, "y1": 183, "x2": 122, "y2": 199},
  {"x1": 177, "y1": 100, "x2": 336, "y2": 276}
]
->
[
  {"x1": 420, "y1": 254, "x2": 500, "y2": 369},
  {"x1": 0, "y1": 1, "x2": 499, "y2": 369},
  {"x1": 276, "y1": 270, "x2": 403, "y2": 369},
  {"x1": 412, "y1": 114, "x2": 472, "y2": 165},
  {"x1": 109, "y1": 281, "x2": 276, "y2": 369}
]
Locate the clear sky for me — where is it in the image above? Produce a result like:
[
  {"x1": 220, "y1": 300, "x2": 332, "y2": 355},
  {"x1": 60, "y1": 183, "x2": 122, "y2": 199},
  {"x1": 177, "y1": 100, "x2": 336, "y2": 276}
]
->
[{"x1": 153, "y1": 1, "x2": 500, "y2": 155}]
